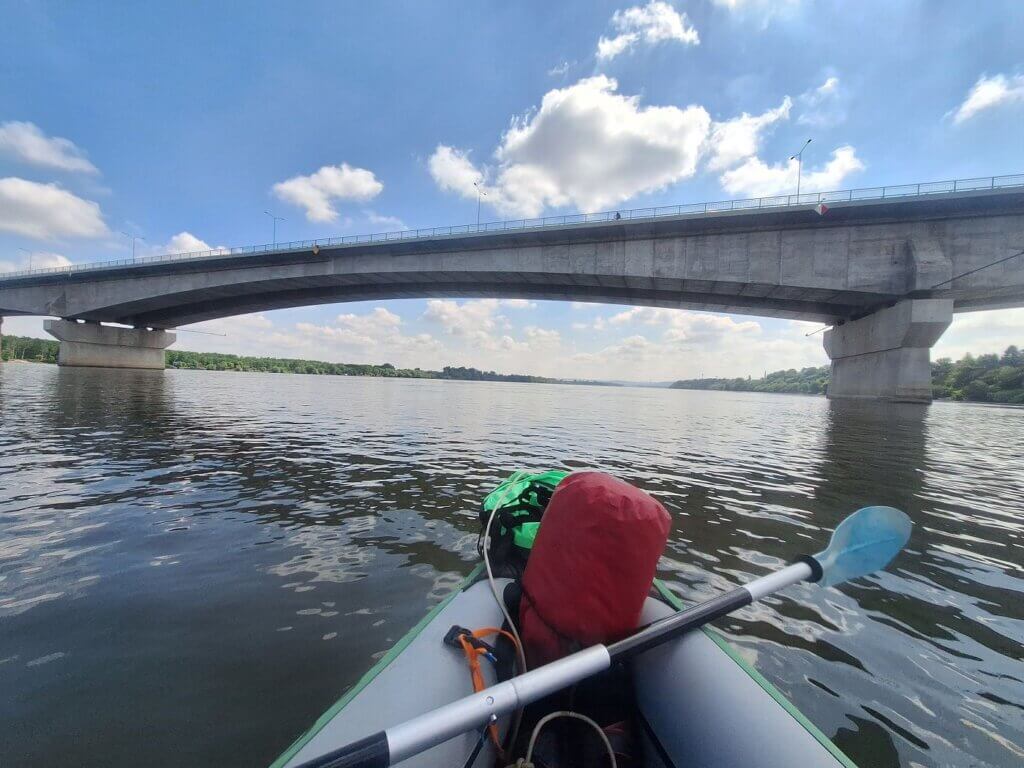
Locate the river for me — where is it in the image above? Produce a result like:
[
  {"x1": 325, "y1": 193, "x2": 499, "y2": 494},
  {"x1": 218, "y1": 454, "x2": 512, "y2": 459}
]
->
[{"x1": 0, "y1": 362, "x2": 1021, "y2": 767}]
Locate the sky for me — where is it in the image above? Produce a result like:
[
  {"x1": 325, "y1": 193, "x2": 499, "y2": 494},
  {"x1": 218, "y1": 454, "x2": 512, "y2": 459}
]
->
[{"x1": 1, "y1": 0, "x2": 1023, "y2": 381}]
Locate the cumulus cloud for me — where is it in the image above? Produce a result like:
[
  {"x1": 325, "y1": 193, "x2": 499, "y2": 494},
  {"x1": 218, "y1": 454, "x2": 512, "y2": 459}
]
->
[
  {"x1": 607, "y1": 306, "x2": 762, "y2": 342},
  {"x1": 570, "y1": 310, "x2": 826, "y2": 381},
  {"x1": 597, "y1": 1, "x2": 699, "y2": 61},
  {"x1": 934, "y1": 308, "x2": 1024, "y2": 361},
  {"x1": 421, "y1": 299, "x2": 561, "y2": 360},
  {"x1": 706, "y1": 97, "x2": 792, "y2": 171},
  {"x1": 719, "y1": 145, "x2": 864, "y2": 197},
  {"x1": 429, "y1": 76, "x2": 710, "y2": 216},
  {"x1": 0, "y1": 121, "x2": 98, "y2": 174},
  {"x1": 272, "y1": 163, "x2": 383, "y2": 222},
  {"x1": 365, "y1": 211, "x2": 407, "y2": 231},
  {"x1": 0, "y1": 177, "x2": 108, "y2": 239},
  {"x1": 421, "y1": 298, "x2": 518, "y2": 346},
  {"x1": 797, "y1": 76, "x2": 846, "y2": 127},
  {"x1": 157, "y1": 231, "x2": 229, "y2": 255},
  {"x1": 951, "y1": 73, "x2": 1024, "y2": 124},
  {"x1": 428, "y1": 146, "x2": 483, "y2": 198},
  {"x1": 0, "y1": 250, "x2": 73, "y2": 273}
]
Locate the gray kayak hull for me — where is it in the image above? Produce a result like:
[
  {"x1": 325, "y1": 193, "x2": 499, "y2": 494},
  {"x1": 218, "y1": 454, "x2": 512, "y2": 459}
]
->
[{"x1": 271, "y1": 570, "x2": 854, "y2": 768}]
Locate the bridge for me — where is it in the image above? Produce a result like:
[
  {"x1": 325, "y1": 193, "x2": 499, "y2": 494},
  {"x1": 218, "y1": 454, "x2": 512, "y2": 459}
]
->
[{"x1": 2, "y1": 175, "x2": 1023, "y2": 402}]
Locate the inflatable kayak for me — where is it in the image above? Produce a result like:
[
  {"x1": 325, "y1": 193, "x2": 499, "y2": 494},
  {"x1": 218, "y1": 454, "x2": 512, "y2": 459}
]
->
[{"x1": 269, "y1": 565, "x2": 856, "y2": 768}]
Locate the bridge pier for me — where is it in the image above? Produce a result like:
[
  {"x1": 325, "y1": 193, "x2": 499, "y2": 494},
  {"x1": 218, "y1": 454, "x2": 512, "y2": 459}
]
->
[
  {"x1": 44, "y1": 319, "x2": 176, "y2": 370},
  {"x1": 824, "y1": 299, "x2": 953, "y2": 403}
]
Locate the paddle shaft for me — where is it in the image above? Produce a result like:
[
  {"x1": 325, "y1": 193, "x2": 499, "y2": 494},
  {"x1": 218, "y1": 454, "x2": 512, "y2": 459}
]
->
[{"x1": 294, "y1": 560, "x2": 817, "y2": 768}]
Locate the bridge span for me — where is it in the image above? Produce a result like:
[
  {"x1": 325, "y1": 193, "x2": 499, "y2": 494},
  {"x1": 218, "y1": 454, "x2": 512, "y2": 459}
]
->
[{"x1": 2, "y1": 177, "x2": 1023, "y2": 402}]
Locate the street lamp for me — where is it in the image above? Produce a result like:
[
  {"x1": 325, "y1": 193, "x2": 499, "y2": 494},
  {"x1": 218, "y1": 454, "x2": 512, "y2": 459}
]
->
[
  {"x1": 473, "y1": 182, "x2": 487, "y2": 228},
  {"x1": 121, "y1": 232, "x2": 144, "y2": 259},
  {"x1": 264, "y1": 210, "x2": 285, "y2": 245},
  {"x1": 786, "y1": 139, "x2": 811, "y2": 198},
  {"x1": 18, "y1": 247, "x2": 32, "y2": 271}
]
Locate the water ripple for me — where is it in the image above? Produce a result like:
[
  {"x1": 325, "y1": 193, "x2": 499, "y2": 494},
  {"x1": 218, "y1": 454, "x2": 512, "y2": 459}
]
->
[{"x1": 0, "y1": 364, "x2": 1021, "y2": 767}]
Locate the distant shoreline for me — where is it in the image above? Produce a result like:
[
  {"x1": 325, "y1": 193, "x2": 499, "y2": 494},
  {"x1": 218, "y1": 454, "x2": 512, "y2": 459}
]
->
[
  {"x1": 0, "y1": 334, "x2": 618, "y2": 388},
  {"x1": 670, "y1": 345, "x2": 1024, "y2": 404},
  {"x1": 4, "y1": 334, "x2": 1021, "y2": 402}
]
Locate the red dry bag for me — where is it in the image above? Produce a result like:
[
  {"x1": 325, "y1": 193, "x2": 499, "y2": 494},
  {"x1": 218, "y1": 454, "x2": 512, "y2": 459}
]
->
[{"x1": 518, "y1": 471, "x2": 671, "y2": 666}]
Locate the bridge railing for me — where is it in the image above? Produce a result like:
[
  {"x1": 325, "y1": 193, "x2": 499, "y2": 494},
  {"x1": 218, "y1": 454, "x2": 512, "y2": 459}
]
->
[{"x1": 3, "y1": 173, "x2": 1024, "y2": 281}]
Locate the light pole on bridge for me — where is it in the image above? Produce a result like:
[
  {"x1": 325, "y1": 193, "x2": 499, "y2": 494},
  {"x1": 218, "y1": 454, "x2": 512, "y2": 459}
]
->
[
  {"x1": 790, "y1": 138, "x2": 812, "y2": 199},
  {"x1": 121, "y1": 232, "x2": 145, "y2": 260},
  {"x1": 264, "y1": 211, "x2": 285, "y2": 245},
  {"x1": 473, "y1": 182, "x2": 487, "y2": 229},
  {"x1": 18, "y1": 248, "x2": 32, "y2": 271}
]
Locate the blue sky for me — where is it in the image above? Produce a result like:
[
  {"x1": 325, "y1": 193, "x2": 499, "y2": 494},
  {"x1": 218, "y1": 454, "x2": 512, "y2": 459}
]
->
[{"x1": 2, "y1": 0, "x2": 1023, "y2": 380}]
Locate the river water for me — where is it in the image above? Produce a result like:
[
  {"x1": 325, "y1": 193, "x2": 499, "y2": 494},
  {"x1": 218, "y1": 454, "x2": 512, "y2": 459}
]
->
[{"x1": 0, "y1": 362, "x2": 1021, "y2": 767}]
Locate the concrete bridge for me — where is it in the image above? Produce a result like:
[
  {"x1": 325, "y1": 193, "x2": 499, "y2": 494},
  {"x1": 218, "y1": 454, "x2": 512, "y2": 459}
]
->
[{"x1": 2, "y1": 176, "x2": 1023, "y2": 402}]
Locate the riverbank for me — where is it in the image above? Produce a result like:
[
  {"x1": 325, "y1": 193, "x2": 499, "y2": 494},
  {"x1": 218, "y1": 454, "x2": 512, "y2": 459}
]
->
[
  {"x1": 670, "y1": 345, "x2": 1023, "y2": 403},
  {"x1": 0, "y1": 334, "x2": 615, "y2": 387}
]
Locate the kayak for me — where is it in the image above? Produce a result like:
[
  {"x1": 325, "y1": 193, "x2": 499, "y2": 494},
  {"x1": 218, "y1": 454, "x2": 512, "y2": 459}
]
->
[{"x1": 269, "y1": 564, "x2": 856, "y2": 768}]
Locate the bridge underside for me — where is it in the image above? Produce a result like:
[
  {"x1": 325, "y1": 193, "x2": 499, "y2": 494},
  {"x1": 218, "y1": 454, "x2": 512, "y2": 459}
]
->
[
  {"x1": 90, "y1": 274, "x2": 889, "y2": 328},
  {"x1": 2, "y1": 185, "x2": 1022, "y2": 401}
]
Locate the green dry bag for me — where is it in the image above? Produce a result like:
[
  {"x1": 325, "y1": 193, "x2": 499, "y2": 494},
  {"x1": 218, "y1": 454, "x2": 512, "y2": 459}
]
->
[{"x1": 478, "y1": 469, "x2": 569, "y2": 577}]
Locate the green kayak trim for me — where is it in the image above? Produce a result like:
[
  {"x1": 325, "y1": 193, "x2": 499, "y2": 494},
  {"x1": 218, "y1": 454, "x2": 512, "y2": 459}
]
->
[
  {"x1": 268, "y1": 564, "x2": 485, "y2": 768},
  {"x1": 270, "y1": 568, "x2": 856, "y2": 768},
  {"x1": 651, "y1": 578, "x2": 858, "y2": 768}
]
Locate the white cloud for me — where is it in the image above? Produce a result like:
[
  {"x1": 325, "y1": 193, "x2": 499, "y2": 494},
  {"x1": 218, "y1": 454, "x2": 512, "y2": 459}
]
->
[
  {"x1": 706, "y1": 97, "x2": 792, "y2": 171},
  {"x1": 712, "y1": 0, "x2": 802, "y2": 20},
  {"x1": 719, "y1": 145, "x2": 864, "y2": 197},
  {"x1": 272, "y1": 163, "x2": 383, "y2": 222},
  {"x1": 570, "y1": 312, "x2": 825, "y2": 381},
  {"x1": 421, "y1": 299, "x2": 558, "y2": 361},
  {"x1": 0, "y1": 250, "x2": 72, "y2": 273},
  {"x1": 427, "y1": 145, "x2": 483, "y2": 199},
  {"x1": 547, "y1": 61, "x2": 572, "y2": 77},
  {"x1": 0, "y1": 177, "x2": 108, "y2": 239},
  {"x1": 297, "y1": 307, "x2": 407, "y2": 348},
  {"x1": 365, "y1": 211, "x2": 407, "y2": 231},
  {"x1": 607, "y1": 306, "x2": 762, "y2": 341},
  {"x1": 422, "y1": 299, "x2": 504, "y2": 345},
  {"x1": 951, "y1": 73, "x2": 1024, "y2": 124},
  {"x1": 158, "y1": 231, "x2": 230, "y2": 255},
  {"x1": 523, "y1": 325, "x2": 561, "y2": 348},
  {"x1": 597, "y1": 1, "x2": 699, "y2": 61},
  {"x1": 797, "y1": 76, "x2": 846, "y2": 127},
  {"x1": 0, "y1": 121, "x2": 98, "y2": 174},
  {"x1": 934, "y1": 309, "x2": 1024, "y2": 361},
  {"x1": 430, "y1": 76, "x2": 711, "y2": 216}
]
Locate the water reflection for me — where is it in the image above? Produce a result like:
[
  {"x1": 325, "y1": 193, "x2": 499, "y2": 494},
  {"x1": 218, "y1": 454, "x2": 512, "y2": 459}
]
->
[{"x1": 0, "y1": 364, "x2": 1021, "y2": 767}]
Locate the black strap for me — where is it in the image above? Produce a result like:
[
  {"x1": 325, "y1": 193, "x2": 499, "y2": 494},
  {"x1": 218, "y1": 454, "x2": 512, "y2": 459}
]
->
[{"x1": 795, "y1": 554, "x2": 824, "y2": 582}]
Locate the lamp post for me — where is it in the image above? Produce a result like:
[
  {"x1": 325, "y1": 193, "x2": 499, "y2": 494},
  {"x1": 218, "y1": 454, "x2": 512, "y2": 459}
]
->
[
  {"x1": 264, "y1": 211, "x2": 285, "y2": 245},
  {"x1": 121, "y1": 232, "x2": 144, "y2": 260},
  {"x1": 790, "y1": 138, "x2": 812, "y2": 199},
  {"x1": 18, "y1": 247, "x2": 32, "y2": 271},
  {"x1": 473, "y1": 182, "x2": 487, "y2": 228}
]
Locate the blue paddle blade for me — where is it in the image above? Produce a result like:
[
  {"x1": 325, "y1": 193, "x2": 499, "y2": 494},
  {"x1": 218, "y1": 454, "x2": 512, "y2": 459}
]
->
[{"x1": 814, "y1": 506, "x2": 912, "y2": 587}]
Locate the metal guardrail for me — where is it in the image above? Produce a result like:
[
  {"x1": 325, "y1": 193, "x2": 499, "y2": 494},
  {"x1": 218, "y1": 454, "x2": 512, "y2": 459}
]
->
[{"x1": 3, "y1": 173, "x2": 1024, "y2": 282}]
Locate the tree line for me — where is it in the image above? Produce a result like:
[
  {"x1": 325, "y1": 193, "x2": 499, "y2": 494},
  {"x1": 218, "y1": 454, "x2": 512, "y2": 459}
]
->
[
  {"x1": 669, "y1": 345, "x2": 1024, "y2": 403},
  {"x1": 0, "y1": 335, "x2": 610, "y2": 387},
  {"x1": 3, "y1": 333, "x2": 1020, "y2": 401}
]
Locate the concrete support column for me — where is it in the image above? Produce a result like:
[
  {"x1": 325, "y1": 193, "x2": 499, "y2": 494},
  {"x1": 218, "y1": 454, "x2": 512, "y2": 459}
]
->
[
  {"x1": 824, "y1": 299, "x2": 953, "y2": 403},
  {"x1": 0, "y1": 316, "x2": 4, "y2": 361},
  {"x1": 44, "y1": 319, "x2": 175, "y2": 370}
]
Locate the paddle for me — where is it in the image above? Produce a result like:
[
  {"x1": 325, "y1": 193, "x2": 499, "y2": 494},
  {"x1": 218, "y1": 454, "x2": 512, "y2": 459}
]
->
[{"x1": 294, "y1": 505, "x2": 912, "y2": 768}]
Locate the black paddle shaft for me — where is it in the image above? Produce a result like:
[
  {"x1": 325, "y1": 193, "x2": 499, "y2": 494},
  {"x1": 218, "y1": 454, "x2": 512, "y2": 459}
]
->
[{"x1": 607, "y1": 587, "x2": 752, "y2": 660}]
